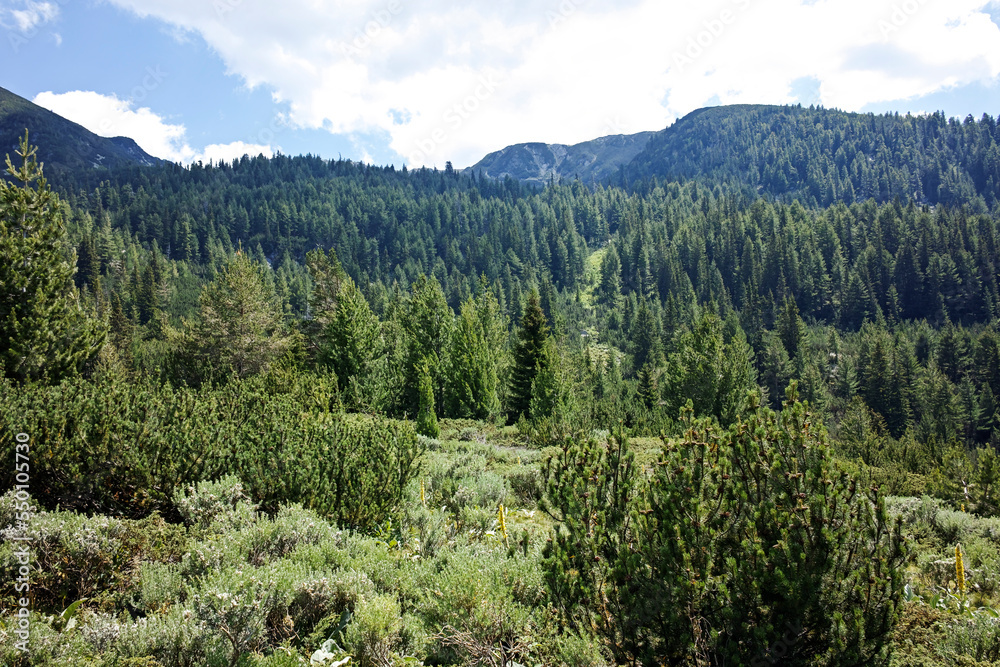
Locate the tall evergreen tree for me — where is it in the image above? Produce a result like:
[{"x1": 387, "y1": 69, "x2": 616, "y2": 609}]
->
[
  {"x1": 415, "y1": 357, "x2": 440, "y2": 438},
  {"x1": 628, "y1": 298, "x2": 663, "y2": 375},
  {"x1": 508, "y1": 289, "x2": 550, "y2": 423},
  {"x1": 445, "y1": 285, "x2": 507, "y2": 421},
  {"x1": 0, "y1": 133, "x2": 105, "y2": 382},
  {"x1": 596, "y1": 244, "x2": 623, "y2": 307},
  {"x1": 776, "y1": 296, "x2": 806, "y2": 359},
  {"x1": 323, "y1": 277, "x2": 381, "y2": 408},
  {"x1": 637, "y1": 361, "x2": 659, "y2": 410},
  {"x1": 178, "y1": 251, "x2": 290, "y2": 384},
  {"x1": 402, "y1": 275, "x2": 452, "y2": 417}
]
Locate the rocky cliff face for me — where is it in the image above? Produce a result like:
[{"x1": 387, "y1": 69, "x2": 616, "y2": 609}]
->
[{"x1": 465, "y1": 131, "x2": 654, "y2": 185}]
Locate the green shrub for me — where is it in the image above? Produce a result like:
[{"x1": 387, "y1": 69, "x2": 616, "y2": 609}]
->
[
  {"x1": 544, "y1": 386, "x2": 907, "y2": 666},
  {"x1": 179, "y1": 534, "x2": 251, "y2": 580},
  {"x1": 505, "y1": 464, "x2": 543, "y2": 504},
  {"x1": 173, "y1": 476, "x2": 257, "y2": 534},
  {"x1": 344, "y1": 592, "x2": 403, "y2": 667},
  {"x1": 0, "y1": 609, "x2": 99, "y2": 667},
  {"x1": 189, "y1": 566, "x2": 280, "y2": 664},
  {"x1": 114, "y1": 604, "x2": 228, "y2": 667},
  {"x1": 417, "y1": 543, "x2": 539, "y2": 665},
  {"x1": 0, "y1": 375, "x2": 424, "y2": 530},
  {"x1": 245, "y1": 504, "x2": 338, "y2": 566},
  {"x1": 0, "y1": 507, "x2": 129, "y2": 610},
  {"x1": 139, "y1": 562, "x2": 185, "y2": 614},
  {"x1": 936, "y1": 612, "x2": 1000, "y2": 664}
]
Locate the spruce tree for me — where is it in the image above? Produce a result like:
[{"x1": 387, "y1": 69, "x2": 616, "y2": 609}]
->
[
  {"x1": 445, "y1": 284, "x2": 507, "y2": 421},
  {"x1": 508, "y1": 289, "x2": 550, "y2": 423},
  {"x1": 325, "y1": 276, "x2": 380, "y2": 408},
  {"x1": 307, "y1": 248, "x2": 381, "y2": 407},
  {"x1": 776, "y1": 296, "x2": 806, "y2": 359},
  {"x1": 628, "y1": 298, "x2": 662, "y2": 374},
  {"x1": 596, "y1": 244, "x2": 622, "y2": 306},
  {"x1": 0, "y1": 132, "x2": 105, "y2": 383},
  {"x1": 402, "y1": 275, "x2": 452, "y2": 417},
  {"x1": 415, "y1": 358, "x2": 440, "y2": 438},
  {"x1": 637, "y1": 361, "x2": 659, "y2": 409}
]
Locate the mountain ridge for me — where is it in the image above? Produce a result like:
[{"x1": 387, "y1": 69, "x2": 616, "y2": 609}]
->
[
  {"x1": 0, "y1": 86, "x2": 163, "y2": 174},
  {"x1": 464, "y1": 131, "x2": 655, "y2": 185}
]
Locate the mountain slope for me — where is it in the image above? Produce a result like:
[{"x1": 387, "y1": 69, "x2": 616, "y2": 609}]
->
[
  {"x1": 624, "y1": 104, "x2": 1000, "y2": 206},
  {"x1": 0, "y1": 86, "x2": 163, "y2": 173},
  {"x1": 465, "y1": 131, "x2": 654, "y2": 185}
]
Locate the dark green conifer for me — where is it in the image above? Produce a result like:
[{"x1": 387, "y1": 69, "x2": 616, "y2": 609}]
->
[
  {"x1": 0, "y1": 133, "x2": 105, "y2": 382},
  {"x1": 508, "y1": 289, "x2": 549, "y2": 423}
]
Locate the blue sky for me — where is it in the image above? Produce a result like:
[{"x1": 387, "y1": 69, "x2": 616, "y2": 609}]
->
[{"x1": 3, "y1": 0, "x2": 999, "y2": 168}]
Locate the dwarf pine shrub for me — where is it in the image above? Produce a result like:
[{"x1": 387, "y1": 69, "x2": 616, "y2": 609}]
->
[{"x1": 544, "y1": 384, "x2": 907, "y2": 666}]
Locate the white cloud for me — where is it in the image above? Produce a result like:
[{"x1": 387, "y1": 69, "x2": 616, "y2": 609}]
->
[
  {"x1": 198, "y1": 140, "x2": 274, "y2": 163},
  {"x1": 100, "y1": 0, "x2": 1000, "y2": 167},
  {"x1": 1, "y1": 0, "x2": 59, "y2": 33},
  {"x1": 32, "y1": 90, "x2": 272, "y2": 165}
]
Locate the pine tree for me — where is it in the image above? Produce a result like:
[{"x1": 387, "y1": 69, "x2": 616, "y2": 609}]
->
[
  {"x1": 776, "y1": 296, "x2": 806, "y2": 359},
  {"x1": 663, "y1": 311, "x2": 756, "y2": 425},
  {"x1": 628, "y1": 298, "x2": 662, "y2": 375},
  {"x1": 596, "y1": 244, "x2": 622, "y2": 306},
  {"x1": 415, "y1": 358, "x2": 440, "y2": 438},
  {"x1": 108, "y1": 292, "x2": 133, "y2": 357},
  {"x1": 543, "y1": 385, "x2": 906, "y2": 666},
  {"x1": 445, "y1": 284, "x2": 507, "y2": 421},
  {"x1": 323, "y1": 276, "x2": 381, "y2": 408},
  {"x1": 136, "y1": 258, "x2": 159, "y2": 326},
  {"x1": 402, "y1": 275, "x2": 452, "y2": 417},
  {"x1": 637, "y1": 362, "x2": 659, "y2": 409},
  {"x1": 179, "y1": 251, "x2": 290, "y2": 384},
  {"x1": 508, "y1": 289, "x2": 550, "y2": 423},
  {"x1": 529, "y1": 336, "x2": 571, "y2": 424},
  {"x1": 0, "y1": 132, "x2": 105, "y2": 382}
]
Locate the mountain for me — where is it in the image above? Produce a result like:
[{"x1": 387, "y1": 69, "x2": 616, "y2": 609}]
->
[
  {"x1": 0, "y1": 86, "x2": 163, "y2": 173},
  {"x1": 464, "y1": 131, "x2": 655, "y2": 185},
  {"x1": 623, "y1": 104, "x2": 1000, "y2": 206}
]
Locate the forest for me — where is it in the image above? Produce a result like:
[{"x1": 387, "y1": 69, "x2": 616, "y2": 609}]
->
[{"x1": 4, "y1": 103, "x2": 1000, "y2": 665}]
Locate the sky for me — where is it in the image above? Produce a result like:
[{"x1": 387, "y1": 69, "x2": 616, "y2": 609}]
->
[{"x1": 2, "y1": 0, "x2": 1000, "y2": 169}]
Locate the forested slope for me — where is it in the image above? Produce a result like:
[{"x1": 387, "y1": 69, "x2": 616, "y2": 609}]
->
[{"x1": 624, "y1": 104, "x2": 1000, "y2": 207}]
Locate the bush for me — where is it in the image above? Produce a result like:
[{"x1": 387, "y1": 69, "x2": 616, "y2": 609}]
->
[
  {"x1": 0, "y1": 375, "x2": 424, "y2": 530},
  {"x1": 244, "y1": 504, "x2": 338, "y2": 566},
  {"x1": 0, "y1": 506, "x2": 130, "y2": 609},
  {"x1": 505, "y1": 464, "x2": 543, "y2": 504},
  {"x1": 344, "y1": 592, "x2": 403, "y2": 667},
  {"x1": 114, "y1": 604, "x2": 228, "y2": 667},
  {"x1": 173, "y1": 476, "x2": 257, "y2": 533},
  {"x1": 543, "y1": 385, "x2": 907, "y2": 666},
  {"x1": 140, "y1": 562, "x2": 186, "y2": 613}
]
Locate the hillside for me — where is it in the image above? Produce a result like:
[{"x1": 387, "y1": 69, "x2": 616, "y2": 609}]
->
[
  {"x1": 7, "y1": 101, "x2": 1000, "y2": 666},
  {"x1": 465, "y1": 131, "x2": 654, "y2": 185},
  {"x1": 623, "y1": 104, "x2": 1000, "y2": 206},
  {"x1": 0, "y1": 86, "x2": 162, "y2": 173}
]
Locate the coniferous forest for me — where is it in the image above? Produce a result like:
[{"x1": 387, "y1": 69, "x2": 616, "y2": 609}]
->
[{"x1": 5, "y1": 104, "x2": 1000, "y2": 665}]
